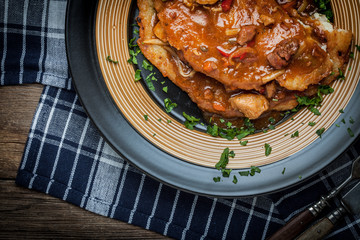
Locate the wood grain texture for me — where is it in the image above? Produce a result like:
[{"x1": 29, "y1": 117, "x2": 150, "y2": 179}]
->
[{"x1": 0, "y1": 85, "x2": 170, "y2": 239}]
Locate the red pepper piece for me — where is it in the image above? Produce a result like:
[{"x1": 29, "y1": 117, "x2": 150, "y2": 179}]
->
[
  {"x1": 216, "y1": 46, "x2": 236, "y2": 57},
  {"x1": 221, "y1": 0, "x2": 233, "y2": 12},
  {"x1": 246, "y1": 39, "x2": 256, "y2": 48}
]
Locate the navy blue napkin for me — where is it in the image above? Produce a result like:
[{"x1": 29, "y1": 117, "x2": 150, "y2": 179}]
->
[{"x1": 1, "y1": 0, "x2": 359, "y2": 239}]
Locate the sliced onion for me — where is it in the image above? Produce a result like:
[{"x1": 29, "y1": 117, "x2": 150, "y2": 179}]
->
[
  {"x1": 297, "y1": 0, "x2": 308, "y2": 13},
  {"x1": 143, "y1": 38, "x2": 169, "y2": 45},
  {"x1": 262, "y1": 70, "x2": 285, "y2": 83},
  {"x1": 164, "y1": 46, "x2": 196, "y2": 78}
]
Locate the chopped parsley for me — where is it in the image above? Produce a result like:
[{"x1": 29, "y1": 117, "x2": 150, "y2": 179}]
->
[
  {"x1": 341, "y1": 119, "x2": 346, "y2": 124},
  {"x1": 215, "y1": 148, "x2": 235, "y2": 178},
  {"x1": 142, "y1": 59, "x2": 153, "y2": 71},
  {"x1": 162, "y1": 86, "x2": 168, "y2": 93},
  {"x1": 299, "y1": 175, "x2": 302, "y2": 179},
  {"x1": 128, "y1": 37, "x2": 137, "y2": 48},
  {"x1": 158, "y1": 118, "x2": 162, "y2": 122},
  {"x1": 291, "y1": 130, "x2": 299, "y2": 138},
  {"x1": 206, "y1": 118, "x2": 255, "y2": 141},
  {"x1": 349, "y1": 52, "x2": 354, "y2": 59},
  {"x1": 238, "y1": 166, "x2": 261, "y2": 177},
  {"x1": 143, "y1": 115, "x2": 149, "y2": 121},
  {"x1": 282, "y1": 167, "x2": 286, "y2": 175},
  {"x1": 269, "y1": 125, "x2": 275, "y2": 130},
  {"x1": 232, "y1": 175, "x2": 238, "y2": 184},
  {"x1": 347, "y1": 128, "x2": 354, "y2": 137},
  {"x1": 239, "y1": 171, "x2": 250, "y2": 176},
  {"x1": 167, "y1": 119, "x2": 172, "y2": 124},
  {"x1": 356, "y1": 45, "x2": 360, "y2": 52},
  {"x1": 265, "y1": 143, "x2": 272, "y2": 156},
  {"x1": 295, "y1": 85, "x2": 334, "y2": 116},
  {"x1": 337, "y1": 68, "x2": 345, "y2": 80},
  {"x1": 213, "y1": 177, "x2": 221, "y2": 183},
  {"x1": 145, "y1": 73, "x2": 156, "y2": 91},
  {"x1": 269, "y1": 117, "x2": 276, "y2": 124},
  {"x1": 314, "y1": 0, "x2": 333, "y2": 21},
  {"x1": 183, "y1": 112, "x2": 200, "y2": 130},
  {"x1": 250, "y1": 166, "x2": 261, "y2": 176},
  {"x1": 308, "y1": 122, "x2": 316, "y2": 127},
  {"x1": 134, "y1": 69, "x2": 142, "y2": 81},
  {"x1": 164, "y1": 98, "x2": 177, "y2": 113},
  {"x1": 240, "y1": 140, "x2": 248, "y2": 146},
  {"x1": 106, "y1": 55, "x2": 118, "y2": 64},
  {"x1": 349, "y1": 117, "x2": 355, "y2": 124},
  {"x1": 128, "y1": 48, "x2": 141, "y2": 64},
  {"x1": 316, "y1": 127, "x2": 325, "y2": 138},
  {"x1": 339, "y1": 109, "x2": 344, "y2": 113}
]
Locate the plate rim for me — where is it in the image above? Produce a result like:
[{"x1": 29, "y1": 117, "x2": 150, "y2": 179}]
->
[{"x1": 65, "y1": 0, "x2": 360, "y2": 197}]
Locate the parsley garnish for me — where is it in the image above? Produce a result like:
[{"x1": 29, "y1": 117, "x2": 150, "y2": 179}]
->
[
  {"x1": 298, "y1": 175, "x2": 302, "y2": 179},
  {"x1": 134, "y1": 69, "x2": 142, "y2": 81},
  {"x1": 106, "y1": 55, "x2": 118, "y2": 64},
  {"x1": 183, "y1": 112, "x2": 200, "y2": 130},
  {"x1": 337, "y1": 68, "x2": 345, "y2": 80},
  {"x1": 215, "y1": 148, "x2": 235, "y2": 178},
  {"x1": 206, "y1": 118, "x2": 255, "y2": 140},
  {"x1": 142, "y1": 59, "x2": 153, "y2": 71},
  {"x1": 162, "y1": 86, "x2": 168, "y2": 93},
  {"x1": 145, "y1": 73, "x2": 156, "y2": 91},
  {"x1": 233, "y1": 175, "x2": 238, "y2": 184},
  {"x1": 250, "y1": 166, "x2": 261, "y2": 176},
  {"x1": 295, "y1": 85, "x2": 334, "y2": 116},
  {"x1": 282, "y1": 167, "x2": 286, "y2": 175},
  {"x1": 349, "y1": 117, "x2": 355, "y2": 124},
  {"x1": 164, "y1": 98, "x2": 177, "y2": 113},
  {"x1": 316, "y1": 127, "x2": 325, "y2": 138},
  {"x1": 347, "y1": 128, "x2": 354, "y2": 137},
  {"x1": 265, "y1": 143, "x2": 272, "y2": 156},
  {"x1": 213, "y1": 177, "x2": 221, "y2": 182},
  {"x1": 314, "y1": 0, "x2": 333, "y2": 21},
  {"x1": 240, "y1": 140, "x2": 248, "y2": 146},
  {"x1": 144, "y1": 115, "x2": 149, "y2": 121},
  {"x1": 308, "y1": 122, "x2": 316, "y2": 127},
  {"x1": 356, "y1": 45, "x2": 360, "y2": 52},
  {"x1": 238, "y1": 166, "x2": 261, "y2": 177},
  {"x1": 128, "y1": 37, "x2": 137, "y2": 48},
  {"x1": 128, "y1": 48, "x2": 141, "y2": 64},
  {"x1": 239, "y1": 171, "x2": 250, "y2": 176},
  {"x1": 291, "y1": 130, "x2": 299, "y2": 138},
  {"x1": 339, "y1": 109, "x2": 344, "y2": 113}
]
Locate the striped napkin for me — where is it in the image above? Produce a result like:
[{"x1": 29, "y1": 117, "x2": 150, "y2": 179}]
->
[{"x1": 1, "y1": 0, "x2": 359, "y2": 239}]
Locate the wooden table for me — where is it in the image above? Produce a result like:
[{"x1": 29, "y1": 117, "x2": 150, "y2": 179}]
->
[{"x1": 0, "y1": 84, "x2": 170, "y2": 239}]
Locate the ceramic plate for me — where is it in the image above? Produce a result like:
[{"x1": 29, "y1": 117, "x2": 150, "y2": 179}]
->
[{"x1": 66, "y1": 0, "x2": 360, "y2": 197}]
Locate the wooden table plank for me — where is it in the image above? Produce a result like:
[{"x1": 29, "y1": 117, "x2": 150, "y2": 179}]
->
[{"x1": 0, "y1": 85, "x2": 170, "y2": 239}]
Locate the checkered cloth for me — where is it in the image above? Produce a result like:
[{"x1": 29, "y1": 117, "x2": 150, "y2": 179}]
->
[{"x1": 1, "y1": 0, "x2": 360, "y2": 239}]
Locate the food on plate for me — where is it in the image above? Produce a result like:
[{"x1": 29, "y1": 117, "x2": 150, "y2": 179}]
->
[{"x1": 136, "y1": 0, "x2": 352, "y2": 126}]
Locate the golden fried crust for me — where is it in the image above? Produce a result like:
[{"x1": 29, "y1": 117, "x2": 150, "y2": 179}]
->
[{"x1": 137, "y1": 0, "x2": 244, "y2": 118}]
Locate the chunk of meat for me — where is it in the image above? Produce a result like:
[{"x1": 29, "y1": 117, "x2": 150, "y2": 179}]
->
[
  {"x1": 237, "y1": 25, "x2": 257, "y2": 46},
  {"x1": 267, "y1": 38, "x2": 300, "y2": 69},
  {"x1": 155, "y1": 0, "x2": 307, "y2": 91},
  {"x1": 265, "y1": 81, "x2": 276, "y2": 98},
  {"x1": 230, "y1": 94, "x2": 270, "y2": 119}
]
